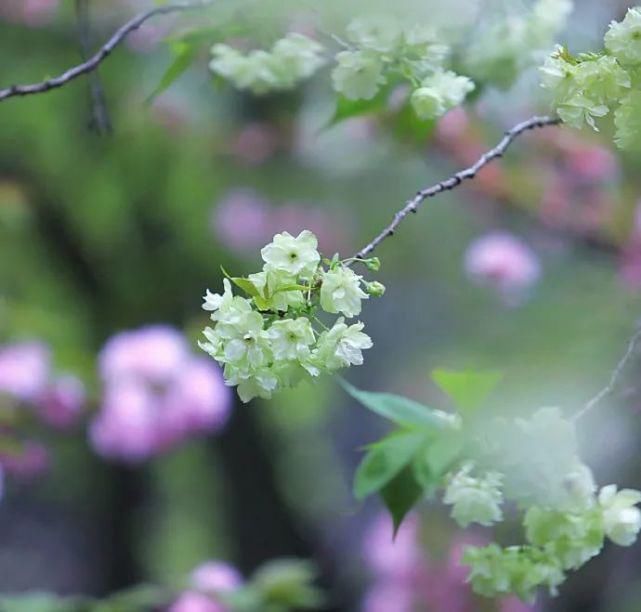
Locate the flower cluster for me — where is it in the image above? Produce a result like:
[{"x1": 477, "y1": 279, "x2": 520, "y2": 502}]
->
[
  {"x1": 464, "y1": 0, "x2": 573, "y2": 89},
  {"x1": 541, "y1": 7, "x2": 641, "y2": 149},
  {"x1": 199, "y1": 230, "x2": 380, "y2": 402},
  {"x1": 209, "y1": 33, "x2": 325, "y2": 95},
  {"x1": 331, "y1": 15, "x2": 474, "y2": 121},
  {"x1": 451, "y1": 408, "x2": 641, "y2": 603},
  {"x1": 90, "y1": 325, "x2": 231, "y2": 463},
  {"x1": 0, "y1": 341, "x2": 86, "y2": 484}
]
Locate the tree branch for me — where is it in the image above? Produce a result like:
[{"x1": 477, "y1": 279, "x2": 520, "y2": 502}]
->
[
  {"x1": 75, "y1": 0, "x2": 112, "y2": 134},
  {"x1": 352, "y1": 115, "x2": 562, "y2": 261},
  {"x1": 573, "y1": 327, "x2": 641, "y2": 421},
  {"x1": 0, "y1": 0, "x2": 212, "y2": 103}
]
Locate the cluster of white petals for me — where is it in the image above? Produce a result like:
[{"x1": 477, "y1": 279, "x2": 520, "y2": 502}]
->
[{"x1": 200, "y1": 231, "x2": 380, "y2": 402}]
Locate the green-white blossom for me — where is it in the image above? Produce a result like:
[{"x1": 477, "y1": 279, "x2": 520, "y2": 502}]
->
[
  {"x1": 443, "y1": 464, "x2": 503, "y2": 527},
  {"x1": 261, "y1": 230, "x2": 321, "y2": 278},
  {"x1": 331, "y1": 50, "x2": 387, "y2": 101},
  {"x1": 604, "y1": 7, "x2": 641, "y2": 66},
  {"x1": 320, "y1": 267, "x2": 368, "y2": 318},
  {"x1": 267, "y1": 318, "x2": 315, "y2": 362},
  {"x1": 410, "y1": 70, "x2": 475, "y2": 120},
  {"x1": 615, "y1": 91, "x2": 641, "y2": 150},
  {"x1": 599, "y1": 485, "x2": 641, "y2": 546},
  {"x1": 346, "y1": 15, "x2": 402, "y2": 53}
]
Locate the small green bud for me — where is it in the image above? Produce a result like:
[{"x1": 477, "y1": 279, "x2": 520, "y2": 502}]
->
[
  {"x1": 365, "y1": 281, "x2": 386, "y2": 297},
  {"x1": 365, "y1": 257, "x2": 381, "y2": 271}
]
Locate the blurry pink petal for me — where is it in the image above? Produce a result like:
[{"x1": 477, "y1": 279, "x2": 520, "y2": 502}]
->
[
  {"x1": 567, "y1": 145, "x2": 617, "y2": 183},
  {"x1": 500, "y1": 596, "x2": 538, "y2": 612},
  {"x1": 99, "y1": 325, "x2": 189, "y2": 384},
  {"x1": 362, "y1": 582, "x2": 415, "y2": 612},
  {"x1": 190, "y1": 561, "x2": 243, "y2": 593},
  {"x1": 0, "y1": 342, "x2": 50, "y2": 403},
  {"x1": 168, "y1": 591, "x2": 226, "y2": 612},
  {"x1": 362, "y1": 512, "x2": 427, "y2": 581},
  {"x1": 165, "y1": 358, "x2": 232, "y2": 435},
  {"x1": 0, "y1": 441, "x2": 50, "y2": 479},
  {"x1": 36, "y1": 374, "x2": 85, "y2": 430},
  {"x1": 231, "y1": 123, "x2": 279, "y2": 165},
  {"x1": 212, "y1": 189, "x2": 272, "y2": 252},
  {"x1": 89, "y1": 380, "x2": 161, "y2": 462},
  {"x1": 464, "y1": 232, "x2": 541, "y2": 299}
]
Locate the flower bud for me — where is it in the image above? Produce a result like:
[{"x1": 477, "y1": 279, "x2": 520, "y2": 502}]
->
[
  {"x1": 365, "y1": 257, "x2": 381, "y2": 271},
  {"x1": 365, "y1": 281, "x2": 386, "y2": 297}
]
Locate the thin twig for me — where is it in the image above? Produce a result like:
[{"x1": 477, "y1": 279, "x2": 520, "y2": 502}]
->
[
  {"x1": 573, "y1": 327, "x2": 641, "y2": 421},
  {"x1": 76, "y1": 0, "x2": 112, "y2": 134},
  {"x1": 0, "y1": 0, "x2": 212, "y2": 103},
  {"x1": 352, "y1": 115, "x2": 562, "y2": 261}
]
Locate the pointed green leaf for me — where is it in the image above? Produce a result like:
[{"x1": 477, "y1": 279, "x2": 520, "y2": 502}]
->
[
  {"x1": 340, "y1": 379, "x2": 456, "y2": 429},
  {"x1": 381, "y1": 465, "x2": 424, "y2": 534},
  {"x1": 354, "y1": 430, "x2": 426, "y2": 500},
  {"x1": 324, "y1": 90, "x2": 388, "y2": 129},
  {"x1": 146, "y1": 42, "x2": 199, "y2": 104},
  {"x1": 431, "y1": 369, "x2": 503, "y2": 413}
]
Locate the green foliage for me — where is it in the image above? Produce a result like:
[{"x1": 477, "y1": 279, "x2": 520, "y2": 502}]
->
[{"x1": 431, "y1": 368, "x2": 502, "y2": 414}]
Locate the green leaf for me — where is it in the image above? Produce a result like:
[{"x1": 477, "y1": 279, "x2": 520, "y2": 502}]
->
[
  {"x1": 146, "y1": 42, "x2": 200, "y2": 104},
  {"x1": 354, "y1": 430, "x2": 426, "y2": 500},
  {"x1": 431, "y1": 369, "x2": 503, "y2": 413},
  {"x1": 381, "y1": 465, "x2": 424, "y2": 534},
  {"x1": 340, "y1": 379, "x2": 455, "y2": 429},
  {"x1": 325, "y1": 90, "x2": 388, "y2": 128}
]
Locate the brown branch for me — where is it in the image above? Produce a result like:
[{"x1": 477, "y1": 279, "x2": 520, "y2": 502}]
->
[
  {"x1": 0, "y1": 0, "x2": 211, "y2": 103},
  {"x1": 352, "y1": 115, "x2": 562, "y2": 261}
]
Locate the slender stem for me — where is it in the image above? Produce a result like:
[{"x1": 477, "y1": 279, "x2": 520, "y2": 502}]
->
[
  {"x1": 0, "y1": 0, "x2": 212, "y2": 103},
  {"x1": 573, "y1": 327, "x2": 641, "y2": 421},
  {"x1": 351, "y1": 115, "x2": 562, "y2": 262}
]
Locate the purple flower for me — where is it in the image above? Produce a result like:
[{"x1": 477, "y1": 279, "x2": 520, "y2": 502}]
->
[
  {"x1": 0, "y1": 342, "x2": 50, "y2": 403},
  {"x1": 90, "y1": 326, "x2": 231, "y2": 462},
  {"x1": 36, "y1": 374, "x2": 85, "y2": 430},
  {"x1": 464, "y1": 232, "x2": 541, "y2": 304},
  {"x1": 190, "y1": 561, "x2": 243, "y2": 594},
  {"x1": 362, "y1": 582, "x2": 415, "y2": 612}
]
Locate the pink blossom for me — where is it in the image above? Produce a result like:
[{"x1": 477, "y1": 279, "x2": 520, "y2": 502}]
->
[
  {"x1": 230, "y1": 123, "x2": 280, "y2": 165},
  {"x1": 500, "y1": 597, "x2": 538, "y2": 612},
  {"x1": 0, "y1": 441, "x2": 50, "y2": 479},
  {"x1": 566, "y1": 145, "x2": 617, "y2": 183},
  {"x1": 36, "y1": 374, "x2": 85, "y2": 430},
  {"x1": 464, "y1": 232, "x2": 541, "y2": 301},
  {"x1": 0, "y1": 342, "x2": 50, "y2": 403},
  {"x1": 190, "y1": 561, "x2": 243, "y2": 593},
  {"x1": 361, "y1": 582, "x2": 415, "y2": 612},
  {"x1": 90, "y1": 326, "x2": 231, "y2": 462},
  {"x1": 362, "y1": 512, "x2": 427, "y2": 582},
  {"x1": 99, "y1": 325, "x2": 189, "y2": 384},
  {"x1": 168, "y1": 591, "x2": 226, "y2": 612},
  {"x1": 212, "y1": 189, "x2": 273, "y2": 252},
  {"x1": 0, "y1": 0, "x2": 58, "y2": 26}
]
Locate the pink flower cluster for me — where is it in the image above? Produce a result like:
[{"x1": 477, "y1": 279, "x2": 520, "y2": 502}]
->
[
  {"x1": 212, "y1": 189, "x2": 350, "y2": 256},
  {"x1": 89, "y1": 325, "x2": 232, "y2": 463},
  {"x1": 464, "y1": 231, "x2": 541, "y2": 305},
  {"x1": 169, "y1": 560, "x2": 243, "y2": 612},
  {"x1": 0, "y1": 0, "x2": 59, "y2": 27},
  {"x1": 0, "y1": 341, "x2": 86, "y2": 479},
  {"x1": 362, "y1": 512, "x2": 536, "y2": 612}
]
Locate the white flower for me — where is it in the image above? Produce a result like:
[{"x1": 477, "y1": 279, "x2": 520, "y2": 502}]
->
[
  {"x1": 315, "y1": 318, "x2": 373, "y2": 370},
  {"x1": 261, "y1": 230, "x2": 320, "y2": 278},
  {"x1": 271, "y1": 33, "x2": 325, "y2": 83},
  {"x1": 234, "y1": 369, "x2": 279, "y2": 403},
  {"x1": 219, "y1": 311, "x2": 270, "y2": 374},
  {"x1": 444, "y1": 464, "x2": 504, "y2": 527},
  {"x1": 411, "y1": 71, "x2": 475, "y2": 120},
  {"x1": 563, "y1": 463, "x2": 597, "y2": 510},
  {"x1": 346, "y1": 15, "x2": 402, "y2": 53},
  {"x1": 320, "y1": 266, "x2": 368, "y2": 318},
  {"x1": 331, "y1": 50, "x2": 386, "y2": 101},
  {"x1": 599, "y1": 485, "x2": 641, "y2": 546},
  {"x1": 202, "y1": 278, "x2": 233, "y2": 312},
  {"x1": 605, "y1": 8, "x2": 641, "y2": 66},
  {"x1": 267, "y1": 318, "x2": 315, "y2": 361}
]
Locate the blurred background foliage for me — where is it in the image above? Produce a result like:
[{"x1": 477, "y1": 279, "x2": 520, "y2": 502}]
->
[{"x1": 2, "y1": 0, "x2": 641, "y2": 611}]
